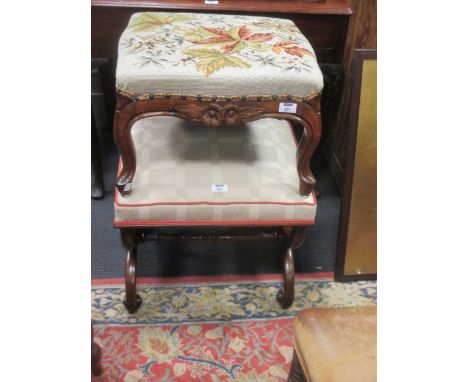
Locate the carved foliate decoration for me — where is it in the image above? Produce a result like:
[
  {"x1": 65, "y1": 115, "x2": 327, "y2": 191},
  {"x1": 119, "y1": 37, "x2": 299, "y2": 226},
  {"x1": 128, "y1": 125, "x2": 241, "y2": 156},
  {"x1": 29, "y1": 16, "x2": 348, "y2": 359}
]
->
[{"x1": 174, "y1": 103, "x2": 266, "y2": 127}]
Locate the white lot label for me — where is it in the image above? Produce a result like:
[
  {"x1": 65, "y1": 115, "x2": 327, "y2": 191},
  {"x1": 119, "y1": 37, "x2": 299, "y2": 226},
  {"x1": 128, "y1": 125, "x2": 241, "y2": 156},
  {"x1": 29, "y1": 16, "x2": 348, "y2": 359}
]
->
[
  {"x1": 205, "y1": 0, "x2": 219, "y2": 4},
  {"x1": 212, "y1": 184, "x2": 228, "y2": 192},
  {"x1": 279, "y1": 102, "x2": 297, "y2": 113}
]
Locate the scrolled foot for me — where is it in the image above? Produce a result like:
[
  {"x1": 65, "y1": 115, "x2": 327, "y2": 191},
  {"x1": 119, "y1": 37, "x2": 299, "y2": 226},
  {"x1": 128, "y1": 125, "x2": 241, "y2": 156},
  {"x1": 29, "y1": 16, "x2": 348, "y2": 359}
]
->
[
  {"x1": 276, "y1": 287, "x2": 294, "y2": 309},
  {"x1": 116, "y1": 181, "x2": 132, "y2": 196},
  {"x1": 123, "y1": 294, "x2": 142, "y2": 314},
  {"x1": 299, "y1": 181, "x2": 314, "y2": 198}
]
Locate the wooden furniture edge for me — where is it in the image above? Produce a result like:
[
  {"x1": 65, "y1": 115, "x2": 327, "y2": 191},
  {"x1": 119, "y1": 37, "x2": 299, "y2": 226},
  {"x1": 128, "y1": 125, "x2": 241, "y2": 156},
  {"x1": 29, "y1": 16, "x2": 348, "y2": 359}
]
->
[
  {"x1": 334, "y1": 48, "x2": 377, "y2": 282},
  {"x1": 91, "y1": 0, "x2": 353, "y2": 15}
]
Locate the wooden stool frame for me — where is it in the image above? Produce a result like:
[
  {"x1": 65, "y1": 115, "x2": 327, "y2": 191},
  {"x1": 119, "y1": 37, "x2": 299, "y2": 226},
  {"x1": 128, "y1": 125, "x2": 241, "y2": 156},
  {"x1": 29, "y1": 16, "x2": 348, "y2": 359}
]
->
[{"x1": 113, "y1": 92, "x2": 322, "y2": 313}]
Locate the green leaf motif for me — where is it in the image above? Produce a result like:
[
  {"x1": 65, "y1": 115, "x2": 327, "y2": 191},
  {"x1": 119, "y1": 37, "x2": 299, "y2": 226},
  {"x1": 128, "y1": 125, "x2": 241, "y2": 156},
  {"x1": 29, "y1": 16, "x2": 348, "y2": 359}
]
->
[
  {"x1": 184, "y1": 48, "x2": 251, "y2": 76},
  {"x1": 184, "y1": 26, "x2": 217, "y2": 42},
  {"x1": 129, "y1": 13, "x2": 192, "y2": 32},
  {"x1": 226, "y1": 27, "x2": 241, "y2": 40},
  {"x1": 183, "y1": 47, "x2": 224, "y2": 59}
]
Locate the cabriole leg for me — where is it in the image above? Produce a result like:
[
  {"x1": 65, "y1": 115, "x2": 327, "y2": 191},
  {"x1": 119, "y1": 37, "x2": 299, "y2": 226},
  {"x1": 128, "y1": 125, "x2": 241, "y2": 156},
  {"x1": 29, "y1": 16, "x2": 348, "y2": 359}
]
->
[
  {"x1": 113, "y1": 94, "x2": 137, "y2": 196},
  {"x1": 295, "y1": 105, "x2": 322, "y2": 197},
  {"x1": 277, "y1": 226, "x2": 307, "y2": 309},
  {"x1": 277, "y1": 247, "x2": 295, "y2": 309},
  {"x1": 121, "y1": 228, "x2": 142, "y2": 313}
]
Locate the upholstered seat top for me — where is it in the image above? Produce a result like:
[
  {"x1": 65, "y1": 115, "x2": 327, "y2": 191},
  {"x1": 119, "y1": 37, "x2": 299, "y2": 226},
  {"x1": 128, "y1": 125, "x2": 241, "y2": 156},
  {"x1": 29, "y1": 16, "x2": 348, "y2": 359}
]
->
[
  {"x1": 116, "y1": 12, "x2": 323, "y2": 101},
  {"x1": 293, "y1": 306, "x2": 377, "y2": 382},
  {"x1": 114, "y1": 116, "x2": 317, "y2": 226}
]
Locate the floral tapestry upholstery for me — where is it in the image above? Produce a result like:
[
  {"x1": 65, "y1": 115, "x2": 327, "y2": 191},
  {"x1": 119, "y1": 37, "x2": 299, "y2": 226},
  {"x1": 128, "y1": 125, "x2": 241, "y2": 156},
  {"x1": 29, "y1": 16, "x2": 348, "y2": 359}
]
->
[
  {"x1": 114, "y1": 117, "x2": 317, "y2": 226},
  {"x1": 116, "y1": 12, "x2": 324, "y2": 100}
]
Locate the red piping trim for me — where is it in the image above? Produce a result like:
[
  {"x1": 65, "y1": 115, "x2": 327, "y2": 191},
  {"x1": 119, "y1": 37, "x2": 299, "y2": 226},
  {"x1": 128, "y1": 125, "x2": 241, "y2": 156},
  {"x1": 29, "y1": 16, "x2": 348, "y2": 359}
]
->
[
  {"x1": 113, "y1": 218, "x2": 315, "y2": 227},
  {"x1": 115, "y1": 189, "x2": 316, "y2": 207},
  {"x1": 91, "y1": 272, "x2": 334, "y2": 286}
]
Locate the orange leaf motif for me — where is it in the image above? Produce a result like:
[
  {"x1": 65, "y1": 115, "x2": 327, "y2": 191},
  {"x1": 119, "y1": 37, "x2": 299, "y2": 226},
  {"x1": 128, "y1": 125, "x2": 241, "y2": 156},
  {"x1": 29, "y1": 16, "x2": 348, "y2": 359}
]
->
[
  {"x1": 272, "y1": 42, "x2": 293, "y2": 54},
  {"x1": 272, "y1": 42, "x2": 314, "y2": 58},
  {"x1": 284, "y1": 46, "x2": 313, "y2": 58},
  {"x1": 222, "y1": 41, "x2": 240, "y2": 53},
  {"x1": 194, "y1": 27, "x2": 233, "y2": 45},
  {"x1": 238, "y1": 25, "x2": 273, "y2": 42},
  {"x1": 194, "y1": 36, "x2": 232, "y2": 44},
  {"x1": 238, "y1": 26, "x2": 251, "y2": 40},
  {"x1": 194, "y1": 25, "x2": 273, "y2": 49},
  {"x1": 203, "y1": 26, "x2": 231, "y2": 38}
]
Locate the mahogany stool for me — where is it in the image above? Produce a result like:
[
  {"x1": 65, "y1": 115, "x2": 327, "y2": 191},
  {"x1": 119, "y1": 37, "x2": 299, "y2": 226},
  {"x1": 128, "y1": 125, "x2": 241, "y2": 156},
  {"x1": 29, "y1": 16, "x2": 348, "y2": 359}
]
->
[
  {"x1": 113, "y1": 12, "x2": 324, "y2": 313},
  {"x1": 287, "y1": 306, "x2": 377, "y2": 382}
]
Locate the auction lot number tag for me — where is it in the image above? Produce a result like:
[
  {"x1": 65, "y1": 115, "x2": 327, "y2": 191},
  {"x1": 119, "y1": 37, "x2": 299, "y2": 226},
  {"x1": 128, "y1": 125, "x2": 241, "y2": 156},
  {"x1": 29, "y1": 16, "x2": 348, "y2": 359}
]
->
[
  {"x1": 279, "y1": 102, "x2": 297, "y2": 113},
  {"x1": 212, "y1": 184, "x2": 228, "y2": 192}
]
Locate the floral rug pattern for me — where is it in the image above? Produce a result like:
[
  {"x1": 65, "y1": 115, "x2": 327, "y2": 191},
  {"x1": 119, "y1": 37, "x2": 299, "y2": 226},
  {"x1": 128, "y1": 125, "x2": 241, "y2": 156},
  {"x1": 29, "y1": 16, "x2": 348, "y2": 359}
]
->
[{"x1": 92, "y1": 278, "x2": 376, "y2": 381}]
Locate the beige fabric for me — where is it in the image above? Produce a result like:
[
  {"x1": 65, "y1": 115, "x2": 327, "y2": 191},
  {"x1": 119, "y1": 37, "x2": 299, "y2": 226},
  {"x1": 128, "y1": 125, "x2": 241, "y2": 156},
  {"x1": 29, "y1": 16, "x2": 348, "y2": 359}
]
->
[
  {"x1": 293, "y1": 307, "x2": 377, "y2": 382},
  {"x1": 114, "y1": 117, "x2": 317, "y2": 225},
  {"x1": 116, "y1": 12, "x2": 323, "y2": 99}
]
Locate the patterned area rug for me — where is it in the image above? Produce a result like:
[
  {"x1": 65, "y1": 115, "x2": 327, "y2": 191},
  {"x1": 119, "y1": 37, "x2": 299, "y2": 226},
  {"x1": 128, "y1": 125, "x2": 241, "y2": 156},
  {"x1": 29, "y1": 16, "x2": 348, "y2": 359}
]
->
[{"x1": 92, "y1": 276, "x2": 377, "y2": 381}]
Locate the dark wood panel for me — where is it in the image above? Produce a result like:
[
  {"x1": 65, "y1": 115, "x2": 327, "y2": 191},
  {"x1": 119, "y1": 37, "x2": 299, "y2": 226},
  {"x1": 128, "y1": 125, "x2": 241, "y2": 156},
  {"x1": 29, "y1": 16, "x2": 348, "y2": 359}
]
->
[
  {"x1": 322, "y1": 0, "x2": 376, "y2": 190},
  {"x1": 91, "y1": 0, "x2": 351, "y2": 15}
]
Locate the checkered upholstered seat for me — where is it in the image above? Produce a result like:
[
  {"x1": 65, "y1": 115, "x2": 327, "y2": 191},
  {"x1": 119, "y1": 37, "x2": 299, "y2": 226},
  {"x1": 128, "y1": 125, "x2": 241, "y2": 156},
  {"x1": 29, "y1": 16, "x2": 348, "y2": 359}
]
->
[
  {"x1": 114, "y1": 117, "x2": 317, "y2": 226},
  {"x1": 116, "y1": 12, "x2": 323, "y2": 101}
]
